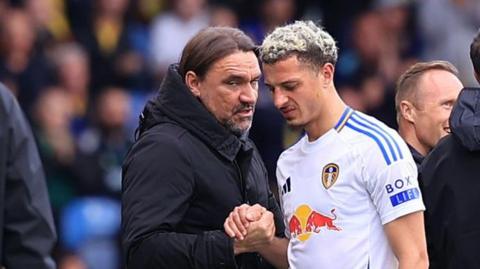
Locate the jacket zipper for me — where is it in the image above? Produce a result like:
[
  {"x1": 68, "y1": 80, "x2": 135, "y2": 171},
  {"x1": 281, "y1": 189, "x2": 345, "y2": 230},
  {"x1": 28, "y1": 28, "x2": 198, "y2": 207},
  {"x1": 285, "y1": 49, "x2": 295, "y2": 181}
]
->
[
  {"x1": 233, "y1": 160, "x2": 249, "y2": 269},
  {"x1": 233, "y1": 160, "x2": 249, "y2": 204}
]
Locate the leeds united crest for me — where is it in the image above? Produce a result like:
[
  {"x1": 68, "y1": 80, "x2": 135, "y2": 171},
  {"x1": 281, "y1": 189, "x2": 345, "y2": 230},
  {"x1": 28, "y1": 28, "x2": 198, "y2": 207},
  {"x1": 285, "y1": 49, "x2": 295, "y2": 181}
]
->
[{"x1": 322, "y1": 163, "x2": 339, "y2": 189}]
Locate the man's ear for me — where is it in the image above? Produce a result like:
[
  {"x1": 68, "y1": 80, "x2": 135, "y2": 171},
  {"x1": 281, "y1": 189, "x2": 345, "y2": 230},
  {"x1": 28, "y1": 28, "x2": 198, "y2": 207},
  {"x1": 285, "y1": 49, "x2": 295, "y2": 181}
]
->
[
  {"x1": 400, "y1": 100, "x2": 416, "y2": 123},
  {"x1": 185, "y1": 71, "x2": 201, "y2": 97},
  {"x1": 320, "y1": 63, "x2": 335, "y2": 87}
]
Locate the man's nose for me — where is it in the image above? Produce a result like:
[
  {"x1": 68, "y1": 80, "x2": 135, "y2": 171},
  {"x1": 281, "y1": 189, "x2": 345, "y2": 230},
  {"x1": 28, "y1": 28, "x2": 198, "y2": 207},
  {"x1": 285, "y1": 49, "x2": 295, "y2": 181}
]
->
[{"x1": 239, "y1": 85, "x2": 257, "y2": 105}]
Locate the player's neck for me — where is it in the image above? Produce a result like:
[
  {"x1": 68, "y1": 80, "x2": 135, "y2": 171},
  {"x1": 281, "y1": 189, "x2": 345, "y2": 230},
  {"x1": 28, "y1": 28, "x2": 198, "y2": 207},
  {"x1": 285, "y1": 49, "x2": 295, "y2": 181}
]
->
[{"x1": 305, "y1": 92, "x2": 346, "y2": 142}]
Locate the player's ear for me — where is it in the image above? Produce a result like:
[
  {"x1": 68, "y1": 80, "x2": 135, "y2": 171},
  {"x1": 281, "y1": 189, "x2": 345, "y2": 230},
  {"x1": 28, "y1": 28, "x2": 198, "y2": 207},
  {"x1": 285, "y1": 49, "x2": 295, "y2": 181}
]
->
[{"x1": 320, "y1": 63, "x2": 335, "y2": 87}]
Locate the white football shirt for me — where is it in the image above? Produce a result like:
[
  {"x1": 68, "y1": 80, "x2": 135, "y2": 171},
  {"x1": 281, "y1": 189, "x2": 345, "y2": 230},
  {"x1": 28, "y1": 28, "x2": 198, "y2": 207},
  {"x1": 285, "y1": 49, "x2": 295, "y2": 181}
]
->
[{"x1": 277, "y1": 107, "x2": 425, "y2": 269}]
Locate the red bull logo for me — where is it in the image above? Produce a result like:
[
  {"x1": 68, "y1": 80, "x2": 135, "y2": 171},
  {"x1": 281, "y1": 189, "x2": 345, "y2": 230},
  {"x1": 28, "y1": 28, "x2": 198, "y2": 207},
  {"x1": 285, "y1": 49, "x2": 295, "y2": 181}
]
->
[
  {"x1": 288, "y1": 204, "x2": 341, "y2": 242},
  {"x1": 289, "y1": 215, "x2": 302, "y2": 237},
  {"x1": 306, "y1": 209, "x2": 340, "y2": 232}
]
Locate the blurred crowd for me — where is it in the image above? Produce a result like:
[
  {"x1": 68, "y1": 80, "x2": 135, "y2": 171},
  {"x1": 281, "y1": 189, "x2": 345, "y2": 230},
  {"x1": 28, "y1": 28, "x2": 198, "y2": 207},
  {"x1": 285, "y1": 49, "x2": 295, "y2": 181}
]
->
[{"x1": 1, "y1": 0, "x2": 479, "y2": 268}]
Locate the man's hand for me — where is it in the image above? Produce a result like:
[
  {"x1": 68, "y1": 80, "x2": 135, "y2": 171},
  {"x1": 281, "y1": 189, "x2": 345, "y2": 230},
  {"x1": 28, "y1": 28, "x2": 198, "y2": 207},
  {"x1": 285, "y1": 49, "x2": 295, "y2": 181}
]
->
[
  {"x1": 224, "y1": 204, "x2": 275, "y2": 254},
  {"x1": 224, "y1": 204, "x2": 289, "y2": 268},
  {"x1": 224, "y1": 204, "x2": 266, "y2": 240},
  {"x1": 233, "y1": 210, "x2": 276, "y2": 254}
]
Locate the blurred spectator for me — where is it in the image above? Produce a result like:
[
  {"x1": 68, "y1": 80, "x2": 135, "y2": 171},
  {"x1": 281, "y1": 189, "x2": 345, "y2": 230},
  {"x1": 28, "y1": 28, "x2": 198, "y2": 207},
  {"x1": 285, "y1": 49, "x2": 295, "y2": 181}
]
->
[
  {"x1": 209, "y1": 3, "x2": 238, "y2": 27},
  {"x1": 75, "y1": 87, "x2": 132, "y2": 197},
  {"x1": 135, "y1": 0, "x2": 166, "y2": 23},
  {"x1": 0, "y1": 7, "x2": 54, "y2": 115},
  {"x1": 73, "y1": 0, "x2": 147, "y2": 92},
  {"x1": 60, "y1": 197, "x2": 121, "y2": 269},
  {"x1": 33, "y1": 86, "x2": 78, "y2": 216},
  {"x1": 336, "y1": 4, "x2": 419, "y2": 128},
  {"x1": 33, "y1": 85, "x2": 126, "y2": 269},
  {"x1": 417, "y1": 0, "x2": 480, "y2": 86},
  {"x1": 375, "y1": 0, "x2": 421, "y2": 81},
  {"x1": 149, "y1": 0, "x2": 208, "y2": 78},
  {"x1": 126, "y1": 0, "x2": 165, "y2": 61},
  {"x1": 25, "y1": 0, "x2": 72, "y2": 51},
  {"x1": 50, "y1": 42, "x2": 91, "y2": 135},
  {"x1": 241, "y1": 0, "x2": 296, "y2": 44},
  {"x1": 300, "y1": 0, "x2": 372, "y2": 47}
]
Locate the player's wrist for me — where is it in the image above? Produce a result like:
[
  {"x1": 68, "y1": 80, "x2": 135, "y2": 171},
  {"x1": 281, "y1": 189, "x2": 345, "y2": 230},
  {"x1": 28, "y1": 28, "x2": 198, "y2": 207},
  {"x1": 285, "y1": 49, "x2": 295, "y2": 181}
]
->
[{"x1": 233, "y1": 239, "x2": 249, "y2": 255}]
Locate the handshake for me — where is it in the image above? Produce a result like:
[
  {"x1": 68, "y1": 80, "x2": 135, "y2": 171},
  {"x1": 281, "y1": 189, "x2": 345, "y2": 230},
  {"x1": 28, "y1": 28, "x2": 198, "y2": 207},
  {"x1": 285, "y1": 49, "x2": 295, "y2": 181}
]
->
[{"x1": 224, "y1": 204, "x2": 276, "y2": 255}]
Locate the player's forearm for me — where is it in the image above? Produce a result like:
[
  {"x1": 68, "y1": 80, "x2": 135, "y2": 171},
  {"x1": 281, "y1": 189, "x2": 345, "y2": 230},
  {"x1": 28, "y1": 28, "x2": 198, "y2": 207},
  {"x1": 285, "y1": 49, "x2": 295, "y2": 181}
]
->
[
  {"x1": 398, "y1": 251, "x2": 429, "y2": 269},
  {"x1": 233, "y1": 236, "x2": 289, "y2": 268},
  {"x1": 258, "y1": 237, "x2": 289, "y2": 269},
  {"x1": 384, "y1": 211, "x2": 429, "y2": 269}
]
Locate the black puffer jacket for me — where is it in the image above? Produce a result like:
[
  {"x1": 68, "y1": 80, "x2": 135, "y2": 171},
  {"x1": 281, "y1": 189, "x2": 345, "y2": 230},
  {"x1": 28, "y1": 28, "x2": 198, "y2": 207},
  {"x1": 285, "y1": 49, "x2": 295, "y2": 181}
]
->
[
  {"x1": 122, "y1": 65, "x2": 284, "y2": 269},
  {"x1": 421, "y1": 87, "x2": 480, "y2": 269},
  {"x1": 0, "y1": 84, "x2": 56, "y2": 269}
]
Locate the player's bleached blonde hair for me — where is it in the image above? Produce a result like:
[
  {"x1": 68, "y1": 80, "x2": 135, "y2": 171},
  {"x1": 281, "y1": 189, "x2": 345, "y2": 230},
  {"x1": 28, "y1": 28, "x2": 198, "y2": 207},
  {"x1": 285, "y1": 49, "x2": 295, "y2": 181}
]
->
[{"x1": 260, "y1": 21, "x2": 338, "y2": 71}]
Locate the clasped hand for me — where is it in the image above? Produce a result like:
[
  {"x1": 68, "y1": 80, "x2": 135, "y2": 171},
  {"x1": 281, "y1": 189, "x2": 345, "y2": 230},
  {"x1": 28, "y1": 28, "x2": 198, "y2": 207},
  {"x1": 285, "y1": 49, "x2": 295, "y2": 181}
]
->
[{"x1": 224, "y1": 204, "x2": 275, "y2": 254}]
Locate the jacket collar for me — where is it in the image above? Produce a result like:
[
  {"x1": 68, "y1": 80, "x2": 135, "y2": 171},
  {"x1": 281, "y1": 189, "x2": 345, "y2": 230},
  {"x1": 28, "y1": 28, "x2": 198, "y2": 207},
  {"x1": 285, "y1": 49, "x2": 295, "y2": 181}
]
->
[
  {"x1": 407, "y1": 143, "x2": 424, "y2": 169},
  {"x1": 144, "y1": 64, "x2": 247, "y2": 161}
]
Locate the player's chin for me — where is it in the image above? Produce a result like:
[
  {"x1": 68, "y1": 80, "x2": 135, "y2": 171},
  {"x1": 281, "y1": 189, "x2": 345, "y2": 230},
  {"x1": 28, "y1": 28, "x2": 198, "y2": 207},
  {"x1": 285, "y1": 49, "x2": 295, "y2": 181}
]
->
[{"x1": 285, "y1": 118, "x2": 303, "y2": 128}]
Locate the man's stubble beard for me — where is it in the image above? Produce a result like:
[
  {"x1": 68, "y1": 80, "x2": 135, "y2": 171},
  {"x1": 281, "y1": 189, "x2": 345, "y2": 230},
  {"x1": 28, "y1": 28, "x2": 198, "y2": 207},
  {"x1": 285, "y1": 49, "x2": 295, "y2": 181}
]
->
[
  {"x1": 224, "y1": 103, "x2": 255, "y2": 137},
  {"x1": 224, "y1": 115, "x2": 253, "y2": 137}
]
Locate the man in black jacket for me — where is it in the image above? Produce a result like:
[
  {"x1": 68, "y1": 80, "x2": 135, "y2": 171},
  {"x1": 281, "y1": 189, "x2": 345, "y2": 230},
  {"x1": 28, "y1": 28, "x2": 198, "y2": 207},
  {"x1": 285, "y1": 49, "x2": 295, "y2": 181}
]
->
[
  {"x1": 420, "y1": 30, "x2": 480, "y2": 268},
  {"x1": 0, "y1": 83, "x2": 56, "y2": 268},
  {"x1": 122, "y1": 27, "x2": 286, "y2": 269}
]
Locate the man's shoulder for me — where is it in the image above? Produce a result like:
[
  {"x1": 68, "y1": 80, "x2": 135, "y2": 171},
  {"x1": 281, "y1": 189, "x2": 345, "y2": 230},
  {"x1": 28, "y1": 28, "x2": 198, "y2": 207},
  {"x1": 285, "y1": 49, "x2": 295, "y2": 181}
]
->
[
  {"x1": 127, "y1": 123, "x2": 191, "y2": 160},
  {"x1": 421, "y1": 134, "x2": 466, "y2": 175},
  {"x1": 435, "y1": 134, "x2": 459, "y2": 150},
  {"x1": 145, "y1": 122, "x2": 188, "y2": 138},
  {"x1": 423, "y1": 135, "x2": 459, "y2": 163}
]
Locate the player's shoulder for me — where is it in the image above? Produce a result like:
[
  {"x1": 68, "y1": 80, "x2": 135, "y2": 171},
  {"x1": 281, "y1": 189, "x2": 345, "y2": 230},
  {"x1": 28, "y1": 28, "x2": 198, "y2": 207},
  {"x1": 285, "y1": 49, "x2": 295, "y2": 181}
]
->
[
  {"x1": 339, "y1": 109, "x2": 410, "y2": 167},
  {"x1": 278, "y1": 135, "x2": 305, "y2": 163}
]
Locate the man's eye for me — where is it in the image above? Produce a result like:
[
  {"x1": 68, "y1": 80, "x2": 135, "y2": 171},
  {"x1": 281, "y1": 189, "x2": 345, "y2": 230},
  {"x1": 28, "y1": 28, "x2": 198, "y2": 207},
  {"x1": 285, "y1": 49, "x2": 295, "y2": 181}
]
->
[
  {"x1": 227, "y1": 81, "x2": 239, "y2": 86},
  {"x1": 442, "y1": 101, "x2": 454, "y2": 109},
  {"x1": 250, "y1": 80, "x2": 259, "y2": 89},
  {"x1": 284, "y1": 84, "x2": 296, "y2": 91}
]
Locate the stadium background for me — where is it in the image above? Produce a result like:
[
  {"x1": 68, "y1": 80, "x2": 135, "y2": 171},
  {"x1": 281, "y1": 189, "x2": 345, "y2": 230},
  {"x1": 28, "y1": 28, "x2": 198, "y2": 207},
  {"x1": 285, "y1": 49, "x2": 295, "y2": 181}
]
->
[{"x1": 1, "y1": 0, "x2": 478, "y2": 268}]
